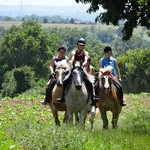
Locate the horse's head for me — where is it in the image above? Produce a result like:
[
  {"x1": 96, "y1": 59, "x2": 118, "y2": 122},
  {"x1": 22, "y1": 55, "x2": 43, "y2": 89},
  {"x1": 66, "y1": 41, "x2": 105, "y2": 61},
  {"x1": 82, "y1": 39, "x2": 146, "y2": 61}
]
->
[
  {"x1": 99, "y1": 66, "x2": 114, "y2": 93},
  {"x1": 71, "y1": 66, "x2": 84, "y2": 90},
  {"x1": 55, "y1": 64, "x2": 69, "y2": 87}
]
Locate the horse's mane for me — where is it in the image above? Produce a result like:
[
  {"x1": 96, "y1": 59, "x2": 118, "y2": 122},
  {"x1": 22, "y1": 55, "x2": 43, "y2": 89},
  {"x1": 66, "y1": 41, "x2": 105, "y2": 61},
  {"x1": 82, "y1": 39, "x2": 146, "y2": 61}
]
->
[
  {"x1": 100, "y1": 65, "x2": 113, "y2": 73},
  {"x1": 99, "y1": 65, "x2": 113, "y2": 79}
]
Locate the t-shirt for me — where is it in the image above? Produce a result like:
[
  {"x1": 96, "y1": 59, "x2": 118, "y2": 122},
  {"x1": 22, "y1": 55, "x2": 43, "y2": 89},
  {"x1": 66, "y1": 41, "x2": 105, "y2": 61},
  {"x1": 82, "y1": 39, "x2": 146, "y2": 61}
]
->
[{"x1": 101, "y1": 56, "x2": 117, "y2": 76}]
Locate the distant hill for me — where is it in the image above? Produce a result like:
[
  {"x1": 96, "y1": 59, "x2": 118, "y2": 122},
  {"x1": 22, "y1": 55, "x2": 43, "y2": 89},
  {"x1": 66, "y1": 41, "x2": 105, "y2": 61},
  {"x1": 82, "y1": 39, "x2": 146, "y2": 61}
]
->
[{"x1": 0, "y1": 5, "x2": 99, "y2": 22}]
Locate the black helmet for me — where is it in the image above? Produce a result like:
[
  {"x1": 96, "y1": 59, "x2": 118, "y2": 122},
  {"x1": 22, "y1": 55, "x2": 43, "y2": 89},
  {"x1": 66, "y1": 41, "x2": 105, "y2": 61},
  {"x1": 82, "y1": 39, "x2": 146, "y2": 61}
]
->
[
  {"x1": 77, "y1": 38, "x2": 86, "y2": 45},
  {"x1": 104, "y1": 46, "x2": 112, "y2": 53}
]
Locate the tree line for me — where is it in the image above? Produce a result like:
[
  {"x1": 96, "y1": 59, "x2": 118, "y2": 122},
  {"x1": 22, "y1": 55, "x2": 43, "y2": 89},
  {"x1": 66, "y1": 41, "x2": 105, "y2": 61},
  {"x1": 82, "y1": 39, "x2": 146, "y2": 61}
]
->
[{"x1": 0, "y1": 20, "x2": 149, "y2": 98}]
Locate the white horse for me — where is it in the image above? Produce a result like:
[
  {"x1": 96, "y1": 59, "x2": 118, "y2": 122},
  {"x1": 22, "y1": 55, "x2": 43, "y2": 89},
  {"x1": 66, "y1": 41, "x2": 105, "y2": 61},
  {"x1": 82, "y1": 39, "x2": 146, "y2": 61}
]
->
[{"x1": 65, "y1": 62, "x2": 94, "y2": 128}]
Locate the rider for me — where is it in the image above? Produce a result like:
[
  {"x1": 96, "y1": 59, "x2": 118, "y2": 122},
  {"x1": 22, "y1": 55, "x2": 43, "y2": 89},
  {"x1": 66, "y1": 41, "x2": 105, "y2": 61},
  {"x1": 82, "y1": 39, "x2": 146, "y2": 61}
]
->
[
  {"x1": 59, "y1": 38, "x2": 99, "y2": 107},
  {"x1": 84, "y1": 57, "x2": 95, "y2": 76},
  {"x1": 40, "y1": 46, "x2": 69, "y2": 105},
  {"x1": 99, "y1": 46, "x2": 126, "y2": 106}
]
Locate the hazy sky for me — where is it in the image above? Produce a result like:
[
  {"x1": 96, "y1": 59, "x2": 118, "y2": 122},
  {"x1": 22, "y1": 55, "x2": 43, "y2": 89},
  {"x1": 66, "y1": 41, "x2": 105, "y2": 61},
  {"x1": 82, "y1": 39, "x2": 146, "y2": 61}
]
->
[{"x1": 0, "y1": 0, "x2": 87, "y2": 6}]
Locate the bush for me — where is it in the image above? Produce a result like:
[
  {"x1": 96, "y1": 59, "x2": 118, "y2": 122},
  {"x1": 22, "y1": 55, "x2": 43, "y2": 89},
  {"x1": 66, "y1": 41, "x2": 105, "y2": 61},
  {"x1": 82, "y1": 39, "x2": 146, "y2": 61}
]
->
[{"x1": 1, "y1": 66, "x2": 36, "y2": 98}]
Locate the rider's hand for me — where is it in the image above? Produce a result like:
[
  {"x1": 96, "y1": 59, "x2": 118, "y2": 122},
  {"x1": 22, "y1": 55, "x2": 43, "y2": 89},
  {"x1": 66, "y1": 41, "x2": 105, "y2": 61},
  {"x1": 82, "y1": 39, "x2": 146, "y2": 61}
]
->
[
  {"x1": 51, "y1": 72, "x2": 55, "y2": 76},
  {"x1": 82, "y1": 62, "x2": 86, "y2": 67}
]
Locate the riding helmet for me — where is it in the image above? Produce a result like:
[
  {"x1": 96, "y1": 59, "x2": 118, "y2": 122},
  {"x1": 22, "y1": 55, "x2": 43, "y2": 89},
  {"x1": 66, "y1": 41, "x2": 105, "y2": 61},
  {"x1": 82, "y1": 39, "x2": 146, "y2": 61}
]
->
[{"x1": 77, "y1": 38, "x2": 86, "y2": 45}]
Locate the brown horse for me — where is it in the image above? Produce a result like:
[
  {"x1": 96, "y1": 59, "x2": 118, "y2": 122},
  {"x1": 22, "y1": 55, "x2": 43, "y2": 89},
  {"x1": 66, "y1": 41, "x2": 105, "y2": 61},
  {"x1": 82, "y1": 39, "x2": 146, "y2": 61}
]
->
[
  {"x1": 50, "y1": 61, "x2": 69, "y2": 126},
  {"x1": 97, "y1": 66, "x2": 122, "y2": 129}
]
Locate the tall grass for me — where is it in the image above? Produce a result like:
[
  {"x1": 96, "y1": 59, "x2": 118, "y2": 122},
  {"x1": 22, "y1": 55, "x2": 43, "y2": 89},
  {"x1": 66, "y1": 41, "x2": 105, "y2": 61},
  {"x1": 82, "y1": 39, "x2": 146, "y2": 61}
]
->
[{"x1": 0, "y1": 93, "x2": 150, "y2": 149}]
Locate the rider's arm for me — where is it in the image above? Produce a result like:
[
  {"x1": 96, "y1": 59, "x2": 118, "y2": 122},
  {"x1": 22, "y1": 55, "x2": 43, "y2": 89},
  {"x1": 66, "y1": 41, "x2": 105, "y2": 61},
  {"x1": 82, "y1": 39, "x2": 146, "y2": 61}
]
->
[
  {"x1": 69, "y1": 50, "x2": 76, "y2": 64},
  {"x1": 99, "y1": 59, "x2": 103, "y2": 71},
  {"x1": 50, "y1": 57, "x2": 55, "y2": 74},
  {"x1": 91, "y1": 66, "x2": 95, "y2": 75},
  {"x1": 65, "y1": 56, "x2": 70, "y2": 71},
  {"x1": 98, "y1": 60, "x2": 103, "y2": 78},
  {"x1": 115, "y1": 60, "x2": 121, "y2": 80},
  {"x1": 82, "y1": 51, "x2": 89, "y2": 67}
]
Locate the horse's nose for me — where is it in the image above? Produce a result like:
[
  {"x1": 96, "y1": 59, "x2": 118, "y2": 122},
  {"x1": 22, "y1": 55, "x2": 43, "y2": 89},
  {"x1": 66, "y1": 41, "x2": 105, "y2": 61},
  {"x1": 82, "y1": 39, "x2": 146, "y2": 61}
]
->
[
  {"x1": 104, "y1": 87, "x2": 110, "y2": 92},
  {"x1": 75, "y1": 84, "x2": 81, "y2": 90},
  {"x1": 57, "y1": 81, "x2": 63, "y2": 87}
]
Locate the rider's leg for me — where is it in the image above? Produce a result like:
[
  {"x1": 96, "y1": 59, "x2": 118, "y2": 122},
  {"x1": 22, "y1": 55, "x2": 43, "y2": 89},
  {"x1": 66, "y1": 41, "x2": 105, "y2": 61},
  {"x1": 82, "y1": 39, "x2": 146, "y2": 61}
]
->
[
  {"x1": 117, "y1": 85, "x2": 126, "y2": 106},
  {"x1": 113, "y1": 79, "x2": 126, "y2": 106},
  {"x1": 41, "y1": 78, "x2": 56, "y2": 105},
  {"x1": 41, "y1": 80, "x2": 51, "y2": 105},
  {"x1": 84, "y1": 78, "x2": 99, "y2": 106}
]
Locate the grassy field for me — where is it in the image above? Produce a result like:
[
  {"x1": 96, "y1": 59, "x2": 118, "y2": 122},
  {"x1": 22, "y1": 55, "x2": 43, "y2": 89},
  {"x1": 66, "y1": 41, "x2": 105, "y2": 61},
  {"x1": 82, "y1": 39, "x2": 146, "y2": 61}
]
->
[
  {"x1": 0, "y1": 93, "x2": 150, "y2": 150},
  {"x1": 0, "y1": 21, "x2": 145, "y2": 34}
]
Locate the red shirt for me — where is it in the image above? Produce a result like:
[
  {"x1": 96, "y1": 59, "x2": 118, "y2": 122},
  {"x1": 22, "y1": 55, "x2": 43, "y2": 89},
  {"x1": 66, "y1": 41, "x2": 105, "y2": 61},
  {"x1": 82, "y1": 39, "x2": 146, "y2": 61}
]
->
[{"x1": 74, "y1": 50, "x2": 85, "y2": 62}]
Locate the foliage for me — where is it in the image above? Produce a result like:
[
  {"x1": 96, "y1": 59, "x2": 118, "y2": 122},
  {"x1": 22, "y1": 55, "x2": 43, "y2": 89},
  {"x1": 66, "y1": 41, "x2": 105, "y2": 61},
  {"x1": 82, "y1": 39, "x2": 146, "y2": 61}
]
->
[
  {"x1": 0, "y1": 20, "x2": 60, "y2": 78},
  {"x1": 97, "y1": 29, "x2": 116, "y2": 43},
  {"x1": 1, "y1": 69, "x2": 17, "y2": 98},
  {"x1": 46, "y1": 27, "x2": 87, "y2": 52},
  {"x1": 75, "y1": 0, "x2": 150, "y2": 40},
  {"x1": 1, "y1": 66, "x2": 36, "y2": 98},
  {"x1": 113, "y1": 35, "x2": 150, "y2": 56},
  {"x1": 118, "y1": 48, "x2": 150, "y2": 93},
  {"x1": 86, "y1": 40, "x2": 106, "y2": 70}
]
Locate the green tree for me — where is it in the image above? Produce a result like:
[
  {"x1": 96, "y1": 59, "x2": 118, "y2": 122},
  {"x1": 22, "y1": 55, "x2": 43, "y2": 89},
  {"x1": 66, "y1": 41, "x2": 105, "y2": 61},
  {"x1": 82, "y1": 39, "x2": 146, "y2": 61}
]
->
[
  {"x1": 75, "y1": 0, "x2": 150, "y2": 40},
  {"x1": 0, "y1": 20, "x2": 60, "y2": 78},
  {"x1": 118, "y1": 48, "x2": 150, "y2": 93},
  {"x1": 46, "y1": 27, "x2": 86, "y2": 52},
  {"x1": 86, "y1": 40, "x2": 106, "y2": 70},
  {"x1": 1, "y1": 66, "x2": 36, "y2": 97},
  {"x1": 43, "y1": 18, "x2": 49, "y2": 23}
]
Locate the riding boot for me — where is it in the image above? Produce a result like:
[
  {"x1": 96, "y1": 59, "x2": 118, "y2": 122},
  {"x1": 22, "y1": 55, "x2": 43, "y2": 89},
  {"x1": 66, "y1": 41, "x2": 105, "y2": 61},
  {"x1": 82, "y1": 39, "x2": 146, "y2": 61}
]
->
[
  {"x1": 113, "y1": 80, "x2": 126, "y2": 107},
  {"x1": 120, "y1": 100, "x2": 126, "y2": 106},
  {"x1": 118, "y1": 87, "x2": 126, "y2": 106},
  {"x1": 41, "y1": 88, "x2": 50, "y2": 105}
]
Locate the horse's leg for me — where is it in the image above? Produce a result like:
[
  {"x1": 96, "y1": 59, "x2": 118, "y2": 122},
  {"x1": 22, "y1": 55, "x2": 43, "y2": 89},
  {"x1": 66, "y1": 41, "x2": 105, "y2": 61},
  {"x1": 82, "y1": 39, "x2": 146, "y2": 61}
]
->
[
  {"x1": 67, "y1": 109, "x2": 73, "y2": 124},
  {"x1": 79, "y1": 110, "x2": 86, "y2": 128},
  {"x1": 63, "y1": 111, "x2": 68, "y2": 123},
  {"x1": 75, "y1": 112, "x2": 79, "y2": 126},
  {"x1": 50, "y1": 104, "x2": 60, "y2": 126},
  {"x1": 99, "y1": 107, "x2": 108, "y2": 129},
  {"x1": 112, "y1": 111, "x2": 119, "y2": 129},
  {"x1": 89, "y1": 107, "x2": 96, "y2": 131}
]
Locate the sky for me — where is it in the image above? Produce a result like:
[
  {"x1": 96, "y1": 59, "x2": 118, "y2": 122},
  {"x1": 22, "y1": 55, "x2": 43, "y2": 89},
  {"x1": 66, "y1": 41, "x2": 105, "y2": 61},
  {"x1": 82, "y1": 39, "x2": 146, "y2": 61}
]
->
[
  {"x1": 0, "y1": 0, "x2": 87, "y2": 6},
  {"x1": 0, "y1": 0, "x2": 103, "y2": 21}
]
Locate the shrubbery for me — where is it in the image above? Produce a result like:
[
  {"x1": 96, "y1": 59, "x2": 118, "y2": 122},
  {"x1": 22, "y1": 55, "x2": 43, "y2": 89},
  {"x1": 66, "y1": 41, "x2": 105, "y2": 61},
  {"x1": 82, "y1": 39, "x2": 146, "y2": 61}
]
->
[
  {"x1": 118, "y1": 48, "x2": 150, "y2": 93},
  {"x1": 1, "y1": 66, "x2": 36, "y2": 98}
]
